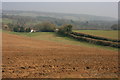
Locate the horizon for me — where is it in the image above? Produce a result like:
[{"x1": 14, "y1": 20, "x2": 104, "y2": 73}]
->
[
  {"x1": 2, "y1": 2, "x2": 118, "y2": 19},
  {"x1": 2, "y1": 9, "x2": 118, "y2": 19}
]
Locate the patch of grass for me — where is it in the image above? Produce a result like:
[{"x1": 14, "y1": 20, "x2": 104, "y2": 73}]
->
[
  {"x1": 5, "y1": 31, "x2": 118, "y2": 51},
  {"x1": 9, "y1": 31, "x2": 41, "y2": 37},
  {"x1": 0, "y1": 29, "x2": 2, "y2": 32},
  {"x1": 0, "y1": 18, "x2": 2, "y2": 23},
  {"x1": 2, "y1": 18, "x2": 13, "y2": 24},
  {"x1": 74, "y1": 30, "x2": 119, "y2": 40}
]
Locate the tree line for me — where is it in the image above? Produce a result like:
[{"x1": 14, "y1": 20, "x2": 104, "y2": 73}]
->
[
  {"x1": 3, "y1": 14, "x2": 119, "y2": 30},
  {"x1": 3, "y1": 21, "x2": 120, "y2": 33},
  {"x1": 2, "y1": 22, "x2": 57, "y2": 32}
]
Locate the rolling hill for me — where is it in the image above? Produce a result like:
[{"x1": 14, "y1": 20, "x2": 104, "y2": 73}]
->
[
  {"x1": 2, "y1": 10, "x2": 118, "y2": 30},
  {"x1": 3, "y1": 10, "x2": 117, "y2": 21}
]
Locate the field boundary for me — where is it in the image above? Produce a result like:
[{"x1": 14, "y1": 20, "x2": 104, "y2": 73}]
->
[
  {"x1": 65, "y1": 32, "x2": 120, "y2": 48},
  {"x1": 71, "y1": 32, "x2": 120, "y2": 42}
]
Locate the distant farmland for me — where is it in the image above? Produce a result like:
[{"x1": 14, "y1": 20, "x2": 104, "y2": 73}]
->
[{"x1": 74, "y1": 30, "x2": 119, "y2": 40}]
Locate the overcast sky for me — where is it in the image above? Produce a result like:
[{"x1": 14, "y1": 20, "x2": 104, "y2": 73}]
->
[{"x1": 2, "y1": 2, "x2": 118, "y2": 18}]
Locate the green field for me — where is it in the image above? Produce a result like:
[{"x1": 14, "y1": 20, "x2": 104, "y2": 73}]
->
[
  {"x1": 2, "y1": 18, "x2": 13, "y2": 24},
  {"x1": 2, "y1": 18, "x2": 40, "y2": 25},
  {"x1": 74, "y1": 30, "x2": 119, "y2": 40},
  {"x1": 0, "y1": 18, "x2": 2, "y2": 23},
  {"x1": 0, "y1": 29, "x2": 2, "y2": 31},
  {"x1": 4, "y1": 31, "x2": 118, "y2": 51}
]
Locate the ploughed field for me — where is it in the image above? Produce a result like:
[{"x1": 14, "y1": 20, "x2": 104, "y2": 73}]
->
[{"x1": 2, "y1": 33, "x2": 118, "y2": 78}]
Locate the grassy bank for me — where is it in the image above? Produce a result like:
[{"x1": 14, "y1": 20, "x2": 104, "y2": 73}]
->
[{"x1": 3, "y1": 31, "x2": 118, "y2": 51}]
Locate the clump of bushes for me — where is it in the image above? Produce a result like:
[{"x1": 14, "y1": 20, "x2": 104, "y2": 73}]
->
[
  {"x1": 25, "y1": 27, "x2": 31, "y2": 32},
  {"x1": 13, "y1": 24, "x2": 31, "y2": 32},
  {"x1": 4, "y1": 22, "x2": 56, "y2": 32},
  {"x1": 34, "y1": 22, "x2": 56, "y2": 32},
  {"x1": 111, "y1": 24, "x2": 120, "y2": 30},
  {"x1": 57, "y1": 24, "x2": 73, "y2": 35}
]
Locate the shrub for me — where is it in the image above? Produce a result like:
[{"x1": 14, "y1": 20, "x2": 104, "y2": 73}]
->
[
  {"x1": 13, "y1": 27, "x2": 19, "y2": 32},
  {"x1": 25, "y1": 27, "x2": 31, "y2": 32},
  {"x1": 58, "y1": 24, "x2": 73, "y2": 35},
  {"x1": 35, "y1": 22, "x2": 56, "y2": 32},
  {"x1": 19, "y1": 27, "x2": 24, "y2": 32}
]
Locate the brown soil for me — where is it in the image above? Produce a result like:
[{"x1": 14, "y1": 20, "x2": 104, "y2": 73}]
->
[{"x1": 2, "y1": 33, "x2": 118, "y2": 78}]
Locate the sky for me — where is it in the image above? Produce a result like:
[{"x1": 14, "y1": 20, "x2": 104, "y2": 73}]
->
[
  {"x1": 2, "y1": 2, "x2": 118, "y2": 18},
  {"x1": 1, "y1": 0, "x2": 119, "y2": 2}
]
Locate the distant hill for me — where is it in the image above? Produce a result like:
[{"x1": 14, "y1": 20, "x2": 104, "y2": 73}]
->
[
  {"x1": 3, "y1": 10, "x2": 117, "y2": 21},
  {"x1": 2, "y1": 10, "x2": 118, "y2": 30}
]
